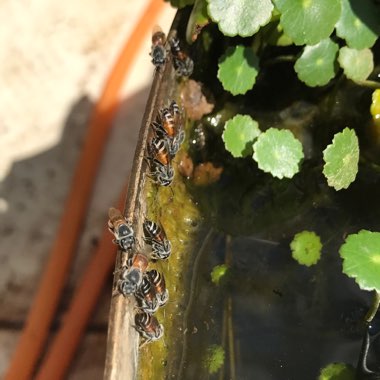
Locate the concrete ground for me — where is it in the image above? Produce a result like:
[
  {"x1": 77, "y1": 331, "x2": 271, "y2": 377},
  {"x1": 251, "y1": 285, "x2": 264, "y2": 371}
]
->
[{"x1": 0, "y1": 0, "x2": 176, "y2": 378}]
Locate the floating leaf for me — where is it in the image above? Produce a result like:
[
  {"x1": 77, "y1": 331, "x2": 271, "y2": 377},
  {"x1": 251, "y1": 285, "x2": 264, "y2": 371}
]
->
[
  {"x1": 335, "y1": 0, "x2": 380, "y2": 49},
  {"x1": 203, "y1": 344, "x2": 225, "y2": 374},
  {"x1": 340, "y1": 230, "x2": 380, "y2": 292},
  {"x1": 211, "y1": 264, "x2": 229, "y2": 285},
  {"x1": 338, "y1": 47, "x2": 374, "y2": 82},
  {"x1": 290, "y1": 231, "x2": 322, "y2": 267},
  {"x1": 253, "y1": 128, "x2": 304, "y2": 179},
  {"x1": 222, "y1": 115, "x2": 261, "y2": 158},
  {"x1": 294, "y1": 38, "x2": 339, "y2": 87},
  {"x1": 207, "y1": 0, "x2": 274, "y2": 37},
  {"x1": 322, "y1": 128, "x2": 359, "y2": 190},
  {"x1": 274, "y1": 0, "x2": 341, "y2": 45},
  {"x1": 218, "y1": 45, "x2": 259, "y2": 95},
  {"x1": 318, "y1": 362, "x2": 355, "y2": 380},
  {"x1": 370, "y1": 89, "x2": 380, "y2": 120}
]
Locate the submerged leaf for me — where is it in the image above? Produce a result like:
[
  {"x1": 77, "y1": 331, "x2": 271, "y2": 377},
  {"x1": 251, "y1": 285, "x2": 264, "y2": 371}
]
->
[
  {"x1": 207, "y1": 0, "x2": 274, "y2": 37},
  {"x1": 338, "y1": 47, "x2": 374, "y2": 82},
  {"x1": 322, "y1": 128, "x2": 359, "y2": 190},
  {"x1": 253, "y1": 128, "x2": 304, "y2": 179},
  {"x1": 294, "y1": 39, "x2": 339, "y2": 87},
  {"x1": 340, "y1": 230, "x2": 380, "y2": 292},
  {"x1": 211, "y1": 264, "x2": 228, "y2": 285},
  {"x1": 166, "y1": 0, "x2": 195, "y2": 8},
  {"x1": 318, "y1": 362, "x2": 355, "y2": 380},
  {"x1": 186, "y1": 0, "x2": 210, "y2": 43},
  {"x1": 290, "y1": 231, "x2": 322, "y2": 267},
  {"x1": 335, "y1": 0, "x2": 380, "y2": 49},
  {"x1": 203, "y1": 344, "x2": 225, "y2": 374},
  {"x1": 274, "y1": 0, "x2": 341, "y2": 45},
  {"x1": 222, "y1": 114, "x2": 261, "y2": 158},
  {"x1": 218, "y1": 45, "x2": 259, "y2": 95}
]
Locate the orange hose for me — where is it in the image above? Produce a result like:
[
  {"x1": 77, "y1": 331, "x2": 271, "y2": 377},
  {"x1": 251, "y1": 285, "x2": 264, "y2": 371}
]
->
[
  {"x1": 35, "y1": 185, "x2": 127, "y2": 380},
  {"x1": 4, "y1": 1, "x2": 166, "y2": 379}
]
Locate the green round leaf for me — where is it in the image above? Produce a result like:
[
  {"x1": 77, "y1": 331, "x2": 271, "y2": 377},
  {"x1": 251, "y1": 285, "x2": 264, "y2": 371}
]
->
[
  {"x1": 253, "y1": 128, "x2": 304, "y2": 179},
  {"x1": 207, "y1": 0, "x2": 274, "y2": 37},
  {"x1": 210, "y1": 264, "x2": 229, "y2": 285},
  {"x1": 222, "y1": 115, "x2": 261, "y2": 158},
  {"x1": 340, "y1": 230, "x2": 380, "y2": 292},
  {"x1": 218, "y1": 45, "x2": 259, "y2": 95},
  {"x1": 294, "y1": 38, "x2": 339, "y2": 87},
  {"x1": 322, "y1": 128, "x2": 359, "y2": 190},
  {"x1": 290, "y1": 231, "x2": 322, "y2": 267},
  {"x1": 203, "y1": 345, "x2": 225, "y2": 374},
  {"x1": 318, "y1": 362, "x2": 355, "y2": 380},
  {"x1": 338, "y1": 47, "x2": 374, "y2": 82},
  {"x1": 274, "y1": 0, "x2": 341, "y2": 45},
  {"x1": 336, "y1": 0, "x2": 380, "y2": 49}
]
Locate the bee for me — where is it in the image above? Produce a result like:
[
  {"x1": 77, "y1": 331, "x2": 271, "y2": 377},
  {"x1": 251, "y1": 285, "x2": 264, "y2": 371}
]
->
[
  {"x1": 143, "y1": 220, "x2": 171, "y2": 260},
  {"x1": 169, "y1": 37, "x2": 194, "y2": 77},
  {"x1": 146, "y1": 269, "x2": 169, "y2": 307},
  {"x1": 146, "y1": 137, "x2": 174, "y2": 186},
  {"x1": 135, "y1": 276, "x2": 159, "y2": 313},
  {"x1": 134, "y1": 311, "x2": 164, "y2": 344},
  {"x1": 150, "y1": 26, "x2": 167, "y2": 69},
  {"x1": 108, "y1": 207, "x2": 135, "y2": 251},
  {"x1": 153, "y1": 108, "x2": 175, "y2": 138},
  {"x1": 117, "y1": 253, "x2": 149, "y2": 296}
]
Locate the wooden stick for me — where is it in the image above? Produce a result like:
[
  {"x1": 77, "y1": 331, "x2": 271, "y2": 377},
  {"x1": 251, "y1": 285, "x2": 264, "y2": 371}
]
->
[{"x1": 4, "y1": 1, "x2": 165, "y2": 378}]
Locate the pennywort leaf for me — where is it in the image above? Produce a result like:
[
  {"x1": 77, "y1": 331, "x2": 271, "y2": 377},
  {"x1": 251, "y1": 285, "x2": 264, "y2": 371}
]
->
[
  {"x1": 207, "y1": 0, "x2": 274, "y2": 37},
  {"x1": 274, "y1": 0, "x2": 341, "y2": 45},
  {"x1": 340, "y1": 230, "x2": 380, "y2": 292},
  {"x1": 338, "y1": 47, "x2": 374, "y2": 82},
  {"x1": 253, "y1": 128, "x2": 304, "y2": 179},
  {"x1": 335, "y1": 0, "x2": 380, "y2": 49},
  {"x1": 370, "y1": 89, "x2": 380, "y2": 120},
  {"x1": 294, "y1": 38, "x2": 339, "y2": 87},
  {"x1": 322, "y1": 128, "x2": 359, "y2": 190},
  {"x1": 290, "y1": 231, "x2": 322, "y2": 267},
  {"x1": 222, "y1": 115, "x2": 261, "y2": 158},
  {"x1": 218, "y1": 45, "x2": 259, "y2": 95}
]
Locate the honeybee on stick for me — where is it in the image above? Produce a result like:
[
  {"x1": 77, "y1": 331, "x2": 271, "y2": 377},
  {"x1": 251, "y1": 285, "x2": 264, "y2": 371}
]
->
[
  {"x1": 146, "y1": 269, "x2": 169, "y2": 307},
  {"x1": 169, "y1": 37, "x2": 194, "y2": 77},
  {"x1": 117, "y1": 253, "x2": 149, "y2": 296},
  {"x1": 145, "y1": 137, "x2": 174, "y2": 186},
  {"x1": 135, "y1": 276, "x2": 159, "y2": 313},
  {"x1": 134, "y1": 311, "x2": 164, "y2": 345},
  {"x1": 143, "y1": 220, "x2": 171, "y2": 260},
  {"x1": 108, "y1": 207, "x2": 135, "y2": 251},
  {"x1": 150, "y1": 26, "x2": 167, "y2": 69}
]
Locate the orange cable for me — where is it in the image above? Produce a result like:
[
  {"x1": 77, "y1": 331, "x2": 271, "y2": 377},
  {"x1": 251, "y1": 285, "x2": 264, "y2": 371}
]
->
[
  {"x1": 35, "y1": 185, "x2": 127, "y2": 380},
  {"x1": 4, "y1": 1, "x2": 166, "y2": 379}
]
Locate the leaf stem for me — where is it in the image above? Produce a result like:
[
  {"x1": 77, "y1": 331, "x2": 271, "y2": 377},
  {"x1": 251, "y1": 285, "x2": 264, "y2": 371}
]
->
[
  {"x1": 354, "y1": 79, "x2": 380, "y2": 89},
  {"x1": 365, "y1": 291, "x2": 380, "y2": 323}
]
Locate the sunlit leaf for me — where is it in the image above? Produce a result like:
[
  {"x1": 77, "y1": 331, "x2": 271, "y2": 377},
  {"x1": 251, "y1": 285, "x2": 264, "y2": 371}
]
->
[
  {"x1": 338, "y1": 47, "x2": 374, "y2": 82},
  {"x1": 294, "y1": 38, "x2": 339, "y2": 87},
  {"x1": 318, "y1": 362, "x2": 355, "y2": 380},
  {"x1": 210, "y1": 264, "x2": 229, "y2": 285},
  {"x1": 322, "y1": 128, "x2": 359, "y2": 190},
  {"x1": 222, "y1": 115, "x2": 261, "y2": 158},
  {"x1": 203, "y1": 345, "x2": 225, "y2": 374},
  {"x1": 340, "y1": 230, "x2": 380, "y2": 292},
  {"x1": 370, "y1": 89, "x2": 380, "y2": 121},
  {"x1": 335, "y1": 0, "x2": 380, "y2": 49},
  {"x1": 253, "y1": 128, "x2": 304, "y2": 179},
  {"x1": 207, "y1": 0, "x2": 274, "y2": 37},
  {"x1": 274, "y1": 0, "x2": 341, "y2": 45},
  {"x1": 290, "y1": 231, "x2": 322, "y2": 267},
  {"x1": 218, "y1": 45, "x2": 259, "y2": 95}
]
